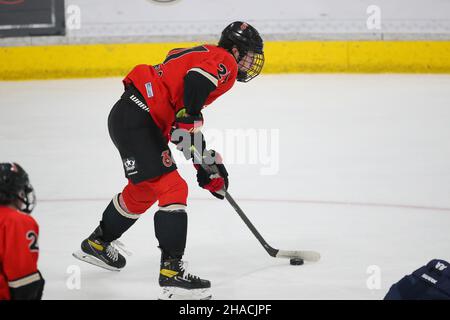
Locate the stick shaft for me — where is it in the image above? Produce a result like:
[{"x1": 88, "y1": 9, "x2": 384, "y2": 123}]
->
[
  {"x1": 191, "y1": 147, "x2": 277, "y2": 256},
  {"x1": 224, "y1": 191, "x2": 278, "y2": 257}
]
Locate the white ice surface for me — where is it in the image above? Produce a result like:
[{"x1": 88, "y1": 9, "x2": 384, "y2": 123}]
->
[{"x1": 1, "y1": 74, "x2": 450, "y2": 300}]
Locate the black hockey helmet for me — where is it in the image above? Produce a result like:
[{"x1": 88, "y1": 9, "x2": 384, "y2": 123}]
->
[
  {"x1": 0, "y1": 162, "x2": 36, "y2": 214},
  {"x1": 218, "y1": 21, "x2": 264, "y2": 82}
]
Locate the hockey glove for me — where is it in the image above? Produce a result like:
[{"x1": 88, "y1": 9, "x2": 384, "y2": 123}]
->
[
  {"x1": 169, "y1": 108, "x2": 205, "y2": 160},
  {"x1": 194, "y1": 150, "x2": 229, "y2": 200},
  {"x1": 170, "y1": 108, "x2": 204, "y2": 137}
]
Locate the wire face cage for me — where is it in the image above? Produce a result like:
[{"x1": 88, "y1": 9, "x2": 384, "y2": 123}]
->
[{"x1": 237, "y1": 51, "x2": 265, "y2": 82}]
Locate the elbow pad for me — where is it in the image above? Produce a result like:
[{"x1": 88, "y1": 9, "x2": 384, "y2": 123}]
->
[
  {"x1": 184, "y1": 70, "x2": 216, "y2": 115},
  {"x1": 9, "y1": 270, "x2": 45, "y2": 300}
]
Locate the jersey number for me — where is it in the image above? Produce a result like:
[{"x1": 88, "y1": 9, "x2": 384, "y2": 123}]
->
[
  {"x1": 26, "y1": 231, "x2": 39, "y2": 252},
  {"x1": 163, "y1": 46, "x2": 209, "y2": 64},
  {"x1": 217, "y1": 63, "x2": 229, "y2": 82}
]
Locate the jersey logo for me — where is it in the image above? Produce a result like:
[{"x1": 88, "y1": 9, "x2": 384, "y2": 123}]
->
[
  {"x1": 26, "y1": 231, "x2": 39, "y2": 252},
  {"x1": 217, "y1": 63, "x2": 230, "y2": 83},
  {"x1": 130, "y1": 95, "x2": 150, "y2": 112},
  {"x1": 163, "y1": 46, "x2": 209, "y2": 64},
  {"x1": 153, "y1": 64, "x2": 163, "y2": 77},
  {"x1": 161, "y1": 150, "x2": 174, "y2": 167},
  {"x1": 436, "y1": 262, "x2": 448, "y2": 271},
  {"x1": 421, "y1": 273, "x2": 438, "y2": 284},
  {"x1": 123, "y1": 157, "x2": 138, "y2": 176},
  {"x1": 145, "y1": 82, "x2": 154, "y2": 98}
]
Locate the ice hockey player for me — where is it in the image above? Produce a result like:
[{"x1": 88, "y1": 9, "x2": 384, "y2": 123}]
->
[
  {"x1": 0, "y1": 163, "x2": 45, "y2": 300},
  {"x1": 73, "y1": 21, "x2": 264, "y2": 300},
  {"x1": 384, "y1": 259, "x2": 450, "y2": 300}
]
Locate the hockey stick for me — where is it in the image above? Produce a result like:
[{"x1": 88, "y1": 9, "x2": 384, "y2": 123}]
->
[
  {"x1": 222, "y1": 190, "x2": 320, "y2": 262},
  {"x1": 192, "y1": 147, "x2": 320, "y2": 262}
]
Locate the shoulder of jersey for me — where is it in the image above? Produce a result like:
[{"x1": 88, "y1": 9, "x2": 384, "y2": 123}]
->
[
  {"x1": 0, "y1": 206, "x2": 38, "y2": 228},
  {"x1": 207, "y1": 45, "x2": 238, "y2": 85},
  {"x1": 205, "y1": 45, "x2": 237, "y2": 68}
]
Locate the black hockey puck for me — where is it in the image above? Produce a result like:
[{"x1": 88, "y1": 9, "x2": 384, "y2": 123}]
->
[{"x1": 290, "y1": 258, "x2": 304, "y2": 265}]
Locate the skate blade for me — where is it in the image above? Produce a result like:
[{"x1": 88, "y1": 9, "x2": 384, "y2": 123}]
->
[
  {"x1": 72, "y1": 250, "x2": 122, "y2": 272},
  {"x1": 158, "y1": 287, "x2": 212, "y2": 300}
]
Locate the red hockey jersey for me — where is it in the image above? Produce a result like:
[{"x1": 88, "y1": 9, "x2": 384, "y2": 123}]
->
[
  {"x1": 0, "y1": 206, "x2": 40, "y2": 300},
  {"x1": 123, "y1": 44, "x2": 238, "y2": 137}
]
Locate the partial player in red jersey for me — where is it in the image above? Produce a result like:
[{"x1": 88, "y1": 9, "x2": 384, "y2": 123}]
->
[
  {"x1": 73, "y1": 21, "x2": 264, "y2": 300},
  {"x1": 0, "y1": 163, "x2": 44, "y2": 300}
]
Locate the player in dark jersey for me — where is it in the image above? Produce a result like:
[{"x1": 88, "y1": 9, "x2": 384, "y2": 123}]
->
[
  {"x1": 73, "y1": 21, "x2": 264, "y2": 300},
  {"x1": 0, "y1": 163, "x2": 44, "y2": 300},
  {"x1": 384, "y1": 259, "x2": 450, "y2": 300}
]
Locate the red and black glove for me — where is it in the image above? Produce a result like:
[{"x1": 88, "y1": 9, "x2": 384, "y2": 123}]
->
[
  {"x1": 171, "y1": 113, "x2": 203, "y2": 135},
  {"x1": 194, "y1": 150, "x2": 229, "y2": 200}
]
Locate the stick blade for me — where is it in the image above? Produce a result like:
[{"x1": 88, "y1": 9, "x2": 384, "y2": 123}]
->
[{"x1": 275, "y1": 250, "x2": 321, "y2": 262}]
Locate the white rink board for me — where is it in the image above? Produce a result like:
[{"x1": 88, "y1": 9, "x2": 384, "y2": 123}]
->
[
  {"x1": 2, "y1": 0, "x2": 450, "y2": 46},
  {"x1": 63, "y1": 0, "x2": 450, "y2": 38}
]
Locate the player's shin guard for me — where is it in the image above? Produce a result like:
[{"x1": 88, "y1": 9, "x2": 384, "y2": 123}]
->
[
  {"x1": 155, "y1": 207, "x2": 211, "y2": 300},
  {"x1": 154, "y1": 206, "x2": 187, "y2": 259},
  {"x1": 73, "y1": 194, "x2": 139, "y2": 271},
  {"x1": 100, "y1": 194, "x2": 140, "y2": 242}
]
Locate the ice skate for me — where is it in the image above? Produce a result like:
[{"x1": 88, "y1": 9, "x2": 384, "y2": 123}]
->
[
  {"x1": 73, "y1": 226, "x2": 127, "y2": 272},
  {"x1": 158, "y1": 258, "x2": 211, "y2": 300}
]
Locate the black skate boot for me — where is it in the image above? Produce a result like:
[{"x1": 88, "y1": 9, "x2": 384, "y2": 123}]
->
[
  {"x1": 73, "y1": 226, "x2": 127, "y2": 271},
  {"x1": 159, "y1": 257, "x2": 211, "y2": 300}
]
